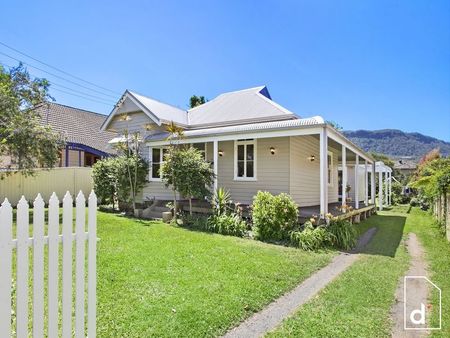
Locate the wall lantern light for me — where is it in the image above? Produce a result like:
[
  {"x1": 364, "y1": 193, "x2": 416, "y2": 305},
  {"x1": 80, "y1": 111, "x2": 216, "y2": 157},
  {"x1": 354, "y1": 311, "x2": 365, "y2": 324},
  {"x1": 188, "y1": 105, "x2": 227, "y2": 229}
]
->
[
  {"x1": 307, "y1": 155, "x2": 315, "y2": 162},
  {"x1": 218, "y1": 150, "x2": 224, "y2": 157},
  {"x1": 270, "y1": 147, "x2": 275, "y2": 155}
]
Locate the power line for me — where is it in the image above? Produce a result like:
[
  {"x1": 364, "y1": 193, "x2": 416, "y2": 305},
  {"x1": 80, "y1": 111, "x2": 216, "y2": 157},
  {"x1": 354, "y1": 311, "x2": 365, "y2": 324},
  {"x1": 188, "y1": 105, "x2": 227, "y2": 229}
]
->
[
  {"x1": 50, "y1": 82, "x2": 116, "y2": 104},
  {"x1": 0, "y1": 51, "x2": 119, "y2": 99},
  {"x1": 0, "y1": 40, "x2": 121, "y2": 95},
  {"x1": 51, "y1": 88, "x2": 115, "y2": 106},
  {"x1": 0, "y1": 60, "x2": 116, "y2": 106}
]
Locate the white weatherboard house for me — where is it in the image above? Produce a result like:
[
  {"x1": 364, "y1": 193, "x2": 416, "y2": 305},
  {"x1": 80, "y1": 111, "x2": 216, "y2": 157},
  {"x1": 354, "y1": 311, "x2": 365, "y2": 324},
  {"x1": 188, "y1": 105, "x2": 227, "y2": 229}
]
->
[{"x1": 102, "y1": 86, "x2": 391, "y2": 218}]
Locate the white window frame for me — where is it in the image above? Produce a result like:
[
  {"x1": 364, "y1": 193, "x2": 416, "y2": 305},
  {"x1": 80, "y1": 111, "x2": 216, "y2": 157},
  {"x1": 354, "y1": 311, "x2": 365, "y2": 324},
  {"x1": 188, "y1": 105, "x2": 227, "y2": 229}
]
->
[
  {"x1": 234, "y1": 139, "x2": 257, "y2": 181},
  {"x1": 149, "y1": 146, "x2": 167, "y2": 181},
  {"x1": 328, "y1": 150, "x2": 334, "y2": 187},
  {"x1": 192, "y1": 142, "x2": 207, "y2": 161}
]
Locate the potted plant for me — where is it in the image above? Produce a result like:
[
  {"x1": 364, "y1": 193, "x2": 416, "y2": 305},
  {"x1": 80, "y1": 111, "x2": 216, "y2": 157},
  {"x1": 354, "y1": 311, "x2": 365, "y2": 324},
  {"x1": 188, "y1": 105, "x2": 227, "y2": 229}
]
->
[
  {"x1": 163, "y1": 202, "x2": 174, "y2": 223},
  {"x1": 345, "y1": 184, "x2": 352, "y2": 203}
]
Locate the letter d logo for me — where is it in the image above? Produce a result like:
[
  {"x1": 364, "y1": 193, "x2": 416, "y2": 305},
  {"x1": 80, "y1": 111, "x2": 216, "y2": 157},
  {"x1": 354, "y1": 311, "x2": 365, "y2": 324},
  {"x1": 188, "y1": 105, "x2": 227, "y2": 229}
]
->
[{"x1": 410, "y1": 303, "x2": 425, "y2": 325}]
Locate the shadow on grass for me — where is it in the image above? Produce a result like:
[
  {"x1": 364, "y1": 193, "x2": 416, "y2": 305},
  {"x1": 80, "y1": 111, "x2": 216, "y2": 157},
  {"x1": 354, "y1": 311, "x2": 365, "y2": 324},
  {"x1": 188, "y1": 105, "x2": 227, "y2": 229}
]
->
[
  {"x1": 112, "y1": 213, "x2": 159, "y2": 227},
  {"x1": 359, "y1": 214, "x2": 406, "y2": 258}
]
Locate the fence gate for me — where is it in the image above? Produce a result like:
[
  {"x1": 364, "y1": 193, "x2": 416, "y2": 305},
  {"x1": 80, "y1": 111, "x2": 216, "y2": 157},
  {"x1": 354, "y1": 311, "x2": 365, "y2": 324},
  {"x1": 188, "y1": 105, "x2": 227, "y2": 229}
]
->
[{"x1": 0, "y1": 191, "x2": 97, "y2": 338}]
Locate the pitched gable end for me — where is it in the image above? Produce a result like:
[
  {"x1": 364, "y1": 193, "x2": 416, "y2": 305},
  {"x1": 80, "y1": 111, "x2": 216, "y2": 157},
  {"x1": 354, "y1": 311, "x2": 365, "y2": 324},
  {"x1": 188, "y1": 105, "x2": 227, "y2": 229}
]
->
[{"x1": 101, "y1": 90, "x2": 162, "y2": 131}]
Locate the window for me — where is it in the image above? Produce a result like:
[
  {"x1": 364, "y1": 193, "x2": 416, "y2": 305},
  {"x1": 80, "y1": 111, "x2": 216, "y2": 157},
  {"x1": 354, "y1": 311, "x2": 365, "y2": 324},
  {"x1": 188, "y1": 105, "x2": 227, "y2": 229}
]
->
[
  {"x1": 150, "y1": 147, "x2": 167, "y2": 180},
  {"x1": 234, "y1": 139, "x2": 256, "y2": 180},
  {"x1": 328, "y1": 151, "x2": 333, "y2": 186},
  {"x1": 193, "y1": 143, "x2": 207, "y2": 160}
]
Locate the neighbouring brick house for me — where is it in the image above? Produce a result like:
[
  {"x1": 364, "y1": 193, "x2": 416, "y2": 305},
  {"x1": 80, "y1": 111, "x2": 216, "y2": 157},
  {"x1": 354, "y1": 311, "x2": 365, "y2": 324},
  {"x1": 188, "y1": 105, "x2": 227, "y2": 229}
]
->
[
  {"x1": 36, "y1": 102, "x2": 115, "y2": 167},
  {"x1": 0, "y1": 102, "x2": 115, "y2": 169}
]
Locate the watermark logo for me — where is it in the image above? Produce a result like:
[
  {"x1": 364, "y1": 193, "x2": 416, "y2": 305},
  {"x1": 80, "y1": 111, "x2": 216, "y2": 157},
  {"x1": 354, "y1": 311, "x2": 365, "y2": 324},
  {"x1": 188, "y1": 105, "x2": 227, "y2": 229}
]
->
[{"x1": 404, "y1": 276, "x2": 441, "y2": 331}]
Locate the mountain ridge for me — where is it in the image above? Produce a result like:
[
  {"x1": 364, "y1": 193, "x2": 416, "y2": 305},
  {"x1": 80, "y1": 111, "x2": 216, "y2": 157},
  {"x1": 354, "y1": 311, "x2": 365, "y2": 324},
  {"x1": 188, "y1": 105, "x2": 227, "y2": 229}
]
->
[{"x1": 343, "y1": 129, "x2": 450, "y2": 158}]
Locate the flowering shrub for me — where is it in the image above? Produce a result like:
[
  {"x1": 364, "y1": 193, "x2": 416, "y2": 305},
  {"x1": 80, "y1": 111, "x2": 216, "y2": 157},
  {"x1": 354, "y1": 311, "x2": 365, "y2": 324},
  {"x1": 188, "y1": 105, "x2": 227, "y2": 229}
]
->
[{"x1": 252, "y1": 191, "x2": 299, "y2": 241}]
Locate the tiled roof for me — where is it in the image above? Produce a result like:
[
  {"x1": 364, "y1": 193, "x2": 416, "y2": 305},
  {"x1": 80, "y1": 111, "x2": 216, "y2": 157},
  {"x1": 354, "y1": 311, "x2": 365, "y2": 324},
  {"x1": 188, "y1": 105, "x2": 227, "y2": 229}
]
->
[
  {"x1": 394, "y1": 160, "x2": 417, "y2": 170},
  {"x1": 35, "y1": 102, "x2": 115, "y2": 154}
]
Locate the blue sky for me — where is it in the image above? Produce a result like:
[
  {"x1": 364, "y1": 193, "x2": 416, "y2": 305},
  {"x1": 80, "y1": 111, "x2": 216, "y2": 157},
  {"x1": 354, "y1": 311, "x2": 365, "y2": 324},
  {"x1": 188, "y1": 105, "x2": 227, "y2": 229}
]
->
[{"x1": 1, "y1": 0, "x2": 449, "y2": 140}]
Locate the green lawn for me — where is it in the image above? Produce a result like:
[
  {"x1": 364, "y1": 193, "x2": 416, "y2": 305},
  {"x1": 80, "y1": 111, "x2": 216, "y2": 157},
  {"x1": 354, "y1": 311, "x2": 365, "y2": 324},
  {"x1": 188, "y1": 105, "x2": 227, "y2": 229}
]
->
[
  {"x1": 267, "y1": 207, "x2": 450, "y2": 337},
  {"x1": 403, "y1": 207, "x2": 450, "y2": 337},
  {"x1": 96, "y1": 212, "x2": 335, "y2": 337}
]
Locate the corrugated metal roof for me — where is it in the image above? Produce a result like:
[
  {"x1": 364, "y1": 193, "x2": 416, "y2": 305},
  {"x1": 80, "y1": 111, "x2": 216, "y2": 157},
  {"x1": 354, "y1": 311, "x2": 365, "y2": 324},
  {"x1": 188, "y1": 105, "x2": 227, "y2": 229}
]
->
[
  {"x1": 187, "y1": 86, "x2": 297, "y2": 126},
  {"x1": 128, "y1": 91, "x2": 188, "y2": 125},
  {"x1": 146, "y1": 116, "x2": 324, "y2": 142},
  {"x1": 105, "y1": 86, "x2": 300, "y2": 130}
]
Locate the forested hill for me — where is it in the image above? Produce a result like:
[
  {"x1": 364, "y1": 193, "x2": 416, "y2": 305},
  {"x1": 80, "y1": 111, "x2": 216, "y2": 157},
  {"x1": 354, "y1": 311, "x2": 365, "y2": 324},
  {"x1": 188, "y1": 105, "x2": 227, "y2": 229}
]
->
[{"x1": 343, "y1": 129, "x2": 450, "y2": 158}]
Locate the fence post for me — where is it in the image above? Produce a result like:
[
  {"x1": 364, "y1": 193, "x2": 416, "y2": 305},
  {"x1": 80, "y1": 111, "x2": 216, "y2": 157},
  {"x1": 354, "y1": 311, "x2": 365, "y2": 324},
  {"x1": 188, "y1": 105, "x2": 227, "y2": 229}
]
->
[
  {"x1": 447, "y1": 194, "x2": 450, "y2": 242},
  {"x1": 0, "y1": 199, "x2": 13, "y2": 334},
  {"x1": 62, "y1": 192, "x2": 74, "y2": 338},
  {"x1": 88, "y1": 191, "x2": 97, "y2": 338},
  {"x1": 75, "y1": 191, "x2": 86, "y2": 338},
  {"x1": 16, "y1": 196, "x2": 29, "y2": 338},
  {"x1": 48, "y1": 193, "x2": 60, "y2": 337},
  {"x1": 32, "y1": 194, "x2": 45, "y2": 338},
  {"x1": 0, "y1": 190, "x2": 97, "y2": 337}
]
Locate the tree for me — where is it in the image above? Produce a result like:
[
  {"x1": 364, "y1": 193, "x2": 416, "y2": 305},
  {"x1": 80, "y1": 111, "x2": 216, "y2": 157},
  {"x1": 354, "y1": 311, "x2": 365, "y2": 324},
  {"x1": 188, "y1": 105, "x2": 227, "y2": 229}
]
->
[
  {"x1": 114, "y1": 155, "x2": 148, "y2": 210},
  {"x1": 113, "y1": 114, "x2": 150, "y2": 210},
  {"x1": 92, "y1": 155, "x2": 148, "y2": 211},
  {"x1": 410, "y1": 155, "x2": 450, "y2": 199},
  {"x1": 92, "y1": 157, "x2": 118, "y2": 208},
  {"x1": 159, "y1": 121, "x2": 185, "y2": 218},
  {"x1": 370, "y1": 152, "x2": 395, "y2": 169},
  {"x1": 326, "y1": 120, "x2": 343, "y2": 131},
  {"x1": 189, "y1": 95, "x2": 206, "y2": 108},
  {"x1": 161, "y1": 146, "x2": 214, "y2": 215},
  {"x1": 410, "y1": 155, "x2": 450, "y2": 218},
  {"x1": 0, "y1": 64, "x2": 63, "y2": 176}
]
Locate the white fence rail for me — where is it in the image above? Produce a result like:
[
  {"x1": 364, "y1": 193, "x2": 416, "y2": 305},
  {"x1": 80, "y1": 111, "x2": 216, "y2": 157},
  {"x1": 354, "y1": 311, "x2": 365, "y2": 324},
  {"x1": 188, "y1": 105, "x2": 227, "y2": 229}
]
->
[
  {"x1": 0, "y1": 167, "x2": 93, "y2": 206},
  {"x1": 0, "y1": 191, "x2": 97, "y2": 337}
]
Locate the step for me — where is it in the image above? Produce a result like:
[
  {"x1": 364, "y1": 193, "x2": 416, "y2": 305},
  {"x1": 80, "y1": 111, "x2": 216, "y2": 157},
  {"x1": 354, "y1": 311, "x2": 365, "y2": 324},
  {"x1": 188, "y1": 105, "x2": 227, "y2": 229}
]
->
[
  {"x1": 143, "y1": 211, "x2": 164, "y2": 219},
  {"x1": 153, "y1": 206, "x2": 170, "y2": 212}
]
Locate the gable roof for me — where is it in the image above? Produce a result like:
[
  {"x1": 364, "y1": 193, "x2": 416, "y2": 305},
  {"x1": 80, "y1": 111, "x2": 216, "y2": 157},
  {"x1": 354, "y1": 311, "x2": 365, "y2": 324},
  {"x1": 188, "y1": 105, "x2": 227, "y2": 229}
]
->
[
  {"x1": 128, "y1": 91, "x2": 188, "y2": 125},
  {"x1": 101, "y1": 90, "x2": 187, "y2": 130},
  {"x1": 187, "y1": 86, "x2": 297, "y2": 127},
  {"x1": 102, "y1": 86, "x2": 298, "y2": 131},
  {"x1": 35, "y1": 102, "x2": 115, "y2": 154}
]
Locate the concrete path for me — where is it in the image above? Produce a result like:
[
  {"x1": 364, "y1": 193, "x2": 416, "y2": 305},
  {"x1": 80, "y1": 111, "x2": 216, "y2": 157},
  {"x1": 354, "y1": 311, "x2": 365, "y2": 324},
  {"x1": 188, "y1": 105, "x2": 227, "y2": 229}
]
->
[
  {"x1": 223, "y1": 227, "x2": 377, "y2": 338},
  {"x1": 391, "y1": 233, "x2": 429, "y2": 337}
]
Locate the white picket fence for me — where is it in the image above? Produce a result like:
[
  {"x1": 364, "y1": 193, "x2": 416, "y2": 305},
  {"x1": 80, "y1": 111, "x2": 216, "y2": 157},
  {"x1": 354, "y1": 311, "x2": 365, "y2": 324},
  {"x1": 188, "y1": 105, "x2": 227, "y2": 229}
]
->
[{"x1": 0, "y1": 191, "x2": 97, "y2": 338}]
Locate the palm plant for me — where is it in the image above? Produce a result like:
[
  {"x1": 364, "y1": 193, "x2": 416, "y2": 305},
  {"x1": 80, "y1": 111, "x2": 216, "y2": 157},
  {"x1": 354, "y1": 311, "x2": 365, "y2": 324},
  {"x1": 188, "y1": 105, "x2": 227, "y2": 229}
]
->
[
  {"x1": 212, "y1": 188, "x2": 232, "y2": 216},
  {"x1": 163, "y1": 121, "x2": 185, "y2": 219}
]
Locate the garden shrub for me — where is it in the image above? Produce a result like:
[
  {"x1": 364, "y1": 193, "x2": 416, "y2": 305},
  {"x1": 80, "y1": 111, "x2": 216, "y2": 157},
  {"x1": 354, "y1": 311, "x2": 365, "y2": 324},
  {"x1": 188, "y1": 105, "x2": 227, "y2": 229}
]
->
[
  {"x1": 410, "y1": 197, "x2": 419, "y2": 207},
  {"x1": 207, "y1": 213, "x2": 248, "y2": 237},
  {"x1": 92, "y1": 158, "x2": 117, "y2": 207},
  {"x1": 290, "y1": 222, "x2": 331, "y2": 251},
  {"x1": 178, "y1": 188, "x2": 247, "y2": 237},
  {"x1": 92, "y1": 155, "x2": 148, "y2": 211},
  {"x1": 326, "y1": 218, "x2": 357, "y2": 250},
  {"x1": 252, "y1": 191, "x2": 299, "y2": 241}
]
